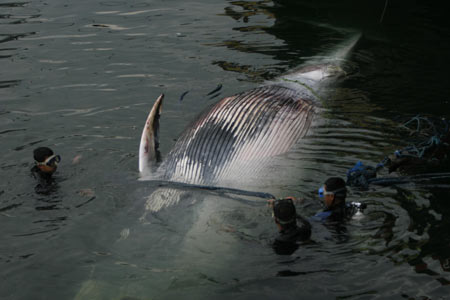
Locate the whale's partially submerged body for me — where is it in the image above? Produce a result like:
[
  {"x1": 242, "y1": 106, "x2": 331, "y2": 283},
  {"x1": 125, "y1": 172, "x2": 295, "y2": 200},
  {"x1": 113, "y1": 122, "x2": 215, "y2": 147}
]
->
[
  {"x1": 74, "y1": 33, "x2": 362, "y2": 300},
  {"x1": 151, "y1": 85, "x2": 314, "y2": 181},
  {"x1": 139, "y1": 33, "x2": 361, "y2": 210}
]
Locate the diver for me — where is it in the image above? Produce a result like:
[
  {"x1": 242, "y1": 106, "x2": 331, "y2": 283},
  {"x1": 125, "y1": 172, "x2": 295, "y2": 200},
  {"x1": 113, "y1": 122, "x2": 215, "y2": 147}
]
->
[
  {"x1": 268, "y1": 197, "x2": 312, "y2": 255},
  {"x1": 312, "y1": 177, "x2": 366, "y2": 222},
  {"x1": 30, "y1": 147, "x2": 61, "y2": 195}
]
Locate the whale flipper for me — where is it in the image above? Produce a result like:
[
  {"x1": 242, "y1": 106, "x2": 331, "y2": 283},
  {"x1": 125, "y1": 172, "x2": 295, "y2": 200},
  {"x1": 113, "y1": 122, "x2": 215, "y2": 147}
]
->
[{"x1": 139, "y1": 94, "x2": 163, "y2": 175}]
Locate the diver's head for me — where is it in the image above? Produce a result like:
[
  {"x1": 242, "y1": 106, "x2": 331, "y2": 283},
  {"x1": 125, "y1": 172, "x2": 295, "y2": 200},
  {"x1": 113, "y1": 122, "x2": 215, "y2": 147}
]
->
[
  {"x1": 33, "y1": 147, "x2": 60, "y2": 174},
  {"x1": 318, "y1": 177, "x2": 347, "y2": 209},
  {"x1": 273, "y1": 198, "x2": 297, "y2": 231}
]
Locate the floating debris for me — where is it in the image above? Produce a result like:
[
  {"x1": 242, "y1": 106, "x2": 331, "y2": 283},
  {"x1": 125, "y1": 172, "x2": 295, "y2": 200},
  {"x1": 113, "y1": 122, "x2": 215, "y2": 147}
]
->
[
  {"x1": 179, "y1": 90, "x2": 189, "y2": 102},
  {"x1": 207, "y1": 83, "x2": 222, "y2": 96}
]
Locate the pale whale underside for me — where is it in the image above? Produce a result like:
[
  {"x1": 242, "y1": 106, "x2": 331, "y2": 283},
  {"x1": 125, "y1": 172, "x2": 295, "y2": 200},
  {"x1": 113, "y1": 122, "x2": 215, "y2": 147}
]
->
[
  {"x1": 158, "y1": 84, "x2": 316, "y2": 185},
  {"x1": 140, "y1": 33, "x2": 363, "y2": 186}
]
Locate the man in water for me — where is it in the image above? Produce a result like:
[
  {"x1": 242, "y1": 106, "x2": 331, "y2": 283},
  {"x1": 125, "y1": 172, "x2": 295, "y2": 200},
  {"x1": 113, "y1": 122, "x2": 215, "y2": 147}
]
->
[
  {"x1": 313, "y1": 177, "x2": 366, "y2": 222},
  {"x1": 30, "y1": 147, "x2": 61, "y2": 194},
  {"x1": 269, "y1": 197, "x2": 311, "y2": 255}
]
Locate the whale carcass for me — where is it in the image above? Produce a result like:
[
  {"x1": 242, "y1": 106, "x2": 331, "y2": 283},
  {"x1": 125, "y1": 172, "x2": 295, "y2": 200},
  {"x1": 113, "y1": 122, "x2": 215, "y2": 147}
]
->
[
  {"x1": 141, "y1": 84, "x2": 317, "y2": 183},
  {"x1": 139, "y1": 34, "x2": 360, "y2": 208}
]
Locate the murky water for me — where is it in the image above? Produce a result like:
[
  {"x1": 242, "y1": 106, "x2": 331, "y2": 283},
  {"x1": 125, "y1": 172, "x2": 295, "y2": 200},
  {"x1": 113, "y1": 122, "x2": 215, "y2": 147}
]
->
[{"x1": 1, "y1": 0, "x2": 450, "y2": 299}]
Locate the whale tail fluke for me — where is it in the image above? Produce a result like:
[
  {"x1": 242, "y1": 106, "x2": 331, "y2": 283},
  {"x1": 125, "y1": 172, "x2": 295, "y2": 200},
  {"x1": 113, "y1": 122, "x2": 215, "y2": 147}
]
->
[
  {"x1": 139, "y1": 94, "x2": 163, "y2": 176},
  {"x1": 270, "y1": 31, "x2": 362, "y2": 98},
  {"x1": 327, "y1": 31, "x2": 362, "y2": 63}
]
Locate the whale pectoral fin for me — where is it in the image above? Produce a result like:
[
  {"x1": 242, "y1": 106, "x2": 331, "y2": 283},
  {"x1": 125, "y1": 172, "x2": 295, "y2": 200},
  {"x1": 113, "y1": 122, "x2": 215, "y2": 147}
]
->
[{"x1": 139, "y1": 94, "x2": 164, "y2": 175}]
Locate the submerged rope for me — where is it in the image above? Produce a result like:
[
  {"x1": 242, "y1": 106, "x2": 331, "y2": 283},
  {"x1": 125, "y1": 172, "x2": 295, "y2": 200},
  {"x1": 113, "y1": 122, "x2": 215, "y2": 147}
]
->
[
  {"x1": 394, "y1": 115, "x2": 449, "y2": 160},
  {"x1": 380, "y1": 0, "x2": 389, "y2": 23},
  {"x1": 147, "y1": 180, "x2": 276, "y2": 202},
  {"x1": 281, "y1": 78, "x2": 324, "y2": 101}
]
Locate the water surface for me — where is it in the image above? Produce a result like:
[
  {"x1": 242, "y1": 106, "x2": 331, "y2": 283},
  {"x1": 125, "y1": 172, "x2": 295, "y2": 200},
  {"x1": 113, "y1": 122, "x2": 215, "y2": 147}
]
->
[{"x1": 1, "y1": 0, "x2": 450, "y2": 299}]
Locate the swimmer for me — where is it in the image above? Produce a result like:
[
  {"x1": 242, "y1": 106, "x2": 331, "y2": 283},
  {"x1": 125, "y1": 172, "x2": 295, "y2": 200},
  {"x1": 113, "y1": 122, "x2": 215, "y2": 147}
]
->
[
  {"x1": 313, "y1": 177, "x2": 366, "y2": 222},
  {"x1": 268, "y1": 197, "x2": 311, "y2": 255},
  {"x1": 30, "y1": 147, "x2": 61, "y2": 194}
]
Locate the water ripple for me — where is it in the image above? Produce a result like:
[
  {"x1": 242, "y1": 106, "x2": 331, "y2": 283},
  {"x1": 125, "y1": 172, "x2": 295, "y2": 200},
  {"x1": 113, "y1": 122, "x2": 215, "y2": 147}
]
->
[{"x1": 22, "y1": 33, "x2": 97, "y2": 40}]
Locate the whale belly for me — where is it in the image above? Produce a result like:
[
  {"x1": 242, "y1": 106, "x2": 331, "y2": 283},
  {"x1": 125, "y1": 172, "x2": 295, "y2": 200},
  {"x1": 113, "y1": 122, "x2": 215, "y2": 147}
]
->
[{"x1": 161, "y1": 85, "x2": 316, "y2": 185}]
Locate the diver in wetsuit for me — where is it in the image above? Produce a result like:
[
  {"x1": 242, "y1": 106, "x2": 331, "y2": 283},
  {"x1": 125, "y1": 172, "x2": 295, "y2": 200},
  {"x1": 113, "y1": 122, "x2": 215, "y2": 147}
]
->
[
  {"x1": 30, "y1": 147, "x2": 61, "y2": 194},
  {"x1": 269, "y1": 197, "x2": 311, "y2": 255},
  {"x1": 313, "y1": 177, "x2": 366, "y2": 222}
]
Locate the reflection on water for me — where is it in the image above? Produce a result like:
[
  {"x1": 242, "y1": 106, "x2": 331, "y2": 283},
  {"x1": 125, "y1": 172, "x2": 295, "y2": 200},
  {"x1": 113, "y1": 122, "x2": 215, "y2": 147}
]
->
[{"x1": 1, "y1": 0, "x2": 450, "y2": 299}]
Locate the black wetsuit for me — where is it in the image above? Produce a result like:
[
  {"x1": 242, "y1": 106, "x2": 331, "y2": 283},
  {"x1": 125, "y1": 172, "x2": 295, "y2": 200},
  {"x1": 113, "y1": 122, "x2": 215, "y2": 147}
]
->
[
  {"x1": 30, "y1": 166, "x2": 56, "y2": 195},
  {"x1": 312, "y1": 202, "x2": 366, "y2": 222},
  {"x1": 273, "y1": 215, "x2": 311, "y2": 255}
]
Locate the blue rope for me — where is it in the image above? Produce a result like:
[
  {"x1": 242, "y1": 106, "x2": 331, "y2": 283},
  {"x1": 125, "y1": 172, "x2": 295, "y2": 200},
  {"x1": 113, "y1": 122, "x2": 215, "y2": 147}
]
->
[{"x1": 347, "y1": 116, "x2": 450, "y2": 188}]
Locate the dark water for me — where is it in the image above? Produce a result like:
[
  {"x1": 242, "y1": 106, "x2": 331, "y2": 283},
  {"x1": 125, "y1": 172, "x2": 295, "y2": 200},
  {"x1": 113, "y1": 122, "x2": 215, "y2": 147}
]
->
[{"x1": 1, "y1": 0, "x2": 450, "y2": 299}]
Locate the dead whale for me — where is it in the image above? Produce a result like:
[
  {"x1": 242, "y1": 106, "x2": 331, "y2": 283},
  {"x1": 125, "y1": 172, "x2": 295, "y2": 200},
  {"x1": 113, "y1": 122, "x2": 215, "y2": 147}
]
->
[{"x1": 138, "y1": 33, "x2": 361, "y2": 208}]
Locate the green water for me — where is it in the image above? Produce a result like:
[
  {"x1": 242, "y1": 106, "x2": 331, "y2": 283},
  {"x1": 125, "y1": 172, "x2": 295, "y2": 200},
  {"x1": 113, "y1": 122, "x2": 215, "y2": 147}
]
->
[{"x1": 1, "y1": 0, "x2": 450, "y2": 299}]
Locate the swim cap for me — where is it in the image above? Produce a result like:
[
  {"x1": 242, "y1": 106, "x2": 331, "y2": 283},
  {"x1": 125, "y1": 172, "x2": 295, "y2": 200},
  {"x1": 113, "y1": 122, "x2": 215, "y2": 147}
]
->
[
  {"x1": 324, "y1": 177, "x2": 347, "y2": 198},
  {"x1": 34, "y1": 147, "x2": 54, "y2": 162},
  {"x1": 273, "y1": 198, "x2": 296, "y2": 225}
]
